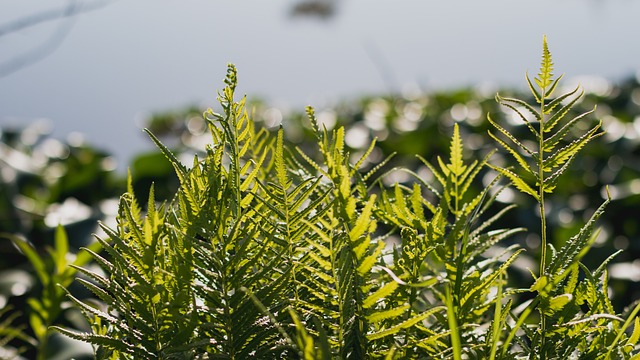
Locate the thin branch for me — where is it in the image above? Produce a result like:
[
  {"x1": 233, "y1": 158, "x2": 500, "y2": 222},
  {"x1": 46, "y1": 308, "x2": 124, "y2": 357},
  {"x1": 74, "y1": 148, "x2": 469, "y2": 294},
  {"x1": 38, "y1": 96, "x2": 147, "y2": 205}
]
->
[
  {"x1": 0, "y1": 0, "x2": 114, "y2": 77},
  {"x1": 0, "y1": 0, "x2": 112, "y2": 37}
]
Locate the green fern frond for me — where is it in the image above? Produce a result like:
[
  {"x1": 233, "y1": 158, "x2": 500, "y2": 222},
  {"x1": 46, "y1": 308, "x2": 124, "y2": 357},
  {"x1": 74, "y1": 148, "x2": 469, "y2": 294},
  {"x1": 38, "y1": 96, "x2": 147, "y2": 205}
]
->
[
  {"x1": 546, "y1": 197, "x2": 610, "y2": 276},
  {"x1": 417, "y1": 155, "x2": 446, "y2": 191},
  {"x1": 487, "y1": 114, "x2": 536, "y2": 157},
  {"x1": 459, "y1": 249, "x2": 524, "y2": 311},
  {"x1": 526, "y1": 72, "x2": 543, "y2": 104},
  {"x1": 543, "y1": 86, "x2": 583, "y2": 132},
  {"x1": 487, "y1": 131, "x2": 534, "y2": 177},
  {"x1": 367, "y1": 307, "x2": 445, "y2": 341},
  {"x1": 543, "y1": 121, "x2": 603, "y2": 173},
  {"x1": 487, "y1": 165, "x2": 539, "y2": 200},
  {"x1": 535, "y1": 35, "x2": 557, "y2": 94},
  {"x1": 543, "y1": 108, "x2": 596, "y2": 153},
  {"x1": 143, "y1": 128, "x2": 188, "y2": 183},
  {"x1": 448, "y1": 123, "x2": 466, "y2": 177},
  {"x1": 363, "y1": 281, "x2": 400, "y2": 309},
  {"x1": 495, "y1": 95, "x2": 541, "y2": 137},
  {"x1": 363, "y1": 152, "x2": 396, "y2": 182}
]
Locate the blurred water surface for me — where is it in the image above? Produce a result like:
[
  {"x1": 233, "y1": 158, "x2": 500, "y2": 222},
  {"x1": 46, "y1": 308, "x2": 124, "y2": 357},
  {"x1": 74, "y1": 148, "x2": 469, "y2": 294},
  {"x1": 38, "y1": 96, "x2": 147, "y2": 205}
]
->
[{"x1": 1, "y1": 0, "x2": 638, "y2": 168}]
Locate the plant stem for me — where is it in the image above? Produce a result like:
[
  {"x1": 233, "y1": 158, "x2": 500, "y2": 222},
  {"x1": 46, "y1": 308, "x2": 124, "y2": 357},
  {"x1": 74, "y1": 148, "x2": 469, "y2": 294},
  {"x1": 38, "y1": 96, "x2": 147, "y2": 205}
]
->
[{"x1": 538, "y1": 84, "x2": 548, "y2": 360}]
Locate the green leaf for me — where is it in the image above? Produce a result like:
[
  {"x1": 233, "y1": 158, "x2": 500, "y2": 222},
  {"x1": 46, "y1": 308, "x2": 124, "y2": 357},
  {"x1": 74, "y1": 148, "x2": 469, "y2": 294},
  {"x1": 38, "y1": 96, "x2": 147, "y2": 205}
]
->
[
  {"x1": 487, "y1": 131, "x2": 534, "y2": 176},
  {"x1": 536, "y1": 35, "x2": 555, "y2": 90},
  {"x1": 367, "y1": 305, "x2": 410, "y2": 323},
  {"x1": 543, "y1": 86, "x2": 582, "y2": 133},
  {"x1": 363, "y1": 281, "x2": 399, "y2": 309},
  {"x1": 448, "y1": 123, "x2": 466, "y2": 176},
  {"x1": 349, "y1": 195, "x2": 376, "y2": 241},
  {"x1": 51, "y1": 224, "x2": 69, "y2": 275},
  {"x1": 626, "y1": 317, "x2": 640, "y2": 351},
  {"x1": 543, "y1": 294, "x2": 573, "y2": 316},
  {"x1": 487, "y1": 165, "x2": 539, "y2": 200},
  {"x1": 367, "y1": 307, "x2": 444, "y2": 341},
  {"x1": 543, "y1": 121, "x2": 603, "y2": 173},
  {"x1": 2, "y1": 234, "x2": 48, "y2": 286},
  {"x1": 546, "y1": 196, "x2": 610, "y2": 275},
  {"x1": 460, "y1": 249, "x2": 524, "y2": 309},
  {"x1": 144, "y1": 128, "x2": 187, "y2": 183},
  {"x1": 544, "y1": 108, "x2": 595, "y2": 153},
  {"x1": 496, "y1": 94, "x2": 541, "y2": 137},
  {"x1": 445, "y1": 285, "x2": 462, "y2": 360},
  {"x1": 275, "y1": 126, "x2": 290, "y2": 191},
  {"x1": 526, "y1": 72, "x2": 542, "y2": 104},
  {"x1": 487, "y1": 114, "x2": 536, "y2": 156}
]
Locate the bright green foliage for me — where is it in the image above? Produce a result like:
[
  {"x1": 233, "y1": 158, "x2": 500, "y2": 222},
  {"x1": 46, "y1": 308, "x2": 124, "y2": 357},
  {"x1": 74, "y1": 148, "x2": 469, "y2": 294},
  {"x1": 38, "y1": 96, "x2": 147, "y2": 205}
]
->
[
  {"x1": 51, "y1": 39, "x2": 640, "y2": 359},
  {"x1": 373, "y1": 123, "x2": 523, "y2": 358},
  {"x1": 0, "y1": 305, "x2": 35, "y2": 358},
  {"x1": 1, "y1": 225, "x2": 100, "y2": 359},
  {"x1": 489, "y1": 36, "x2": 639, "y2": 359}
]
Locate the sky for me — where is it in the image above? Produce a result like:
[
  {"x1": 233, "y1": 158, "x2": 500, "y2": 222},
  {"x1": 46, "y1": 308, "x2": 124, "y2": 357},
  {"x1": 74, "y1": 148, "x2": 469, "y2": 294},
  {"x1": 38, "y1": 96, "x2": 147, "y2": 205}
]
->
[{"x1": 1, "y1": 0, "x2": 639, "y2": 168}]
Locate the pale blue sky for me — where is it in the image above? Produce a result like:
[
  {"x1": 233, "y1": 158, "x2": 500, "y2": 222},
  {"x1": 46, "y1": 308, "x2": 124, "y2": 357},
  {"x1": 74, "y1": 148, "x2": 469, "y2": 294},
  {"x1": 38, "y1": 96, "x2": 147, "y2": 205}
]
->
[{"x1": 1, "y1": 0, "x2": 638, "y2": 167}]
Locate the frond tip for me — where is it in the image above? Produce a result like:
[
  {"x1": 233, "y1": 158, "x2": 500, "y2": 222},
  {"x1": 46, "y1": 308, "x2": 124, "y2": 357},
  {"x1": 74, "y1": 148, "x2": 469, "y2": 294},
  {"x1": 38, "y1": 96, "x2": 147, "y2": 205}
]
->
[{"x1": 536, "y1": 35, "x2": 554, "y2": 89}]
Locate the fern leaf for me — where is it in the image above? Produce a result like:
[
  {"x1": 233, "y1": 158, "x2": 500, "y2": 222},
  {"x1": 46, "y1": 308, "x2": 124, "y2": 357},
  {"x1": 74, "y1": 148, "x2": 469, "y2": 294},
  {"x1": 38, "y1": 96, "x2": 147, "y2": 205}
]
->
[
  {"x1": 367, "y1": 307, "x2": 445, "y2": 341},
  {"x1": 544, "y1": 108, "x2": 596, "y2": 153},
  {"x1": 276, "y1": 126, "x2": 290, "y2": 191},
  {"x1": 363, "y1": 152, "x2": 396, "y2": 182},
  {"x1": 460, "y1": 249, "x2": 524, "y2": 309},
  {"x1": 349, "y1": 195, "x2": 376, "y2": 241},
  {"x1": 367, "y1": 305, "x2": 410, "y2": 323},
  {"x1": 536, "y1": 35, "x2": 554, "y2": 91},
  {"x1": 542, "y1": 153, "x2": 576, "y2": 194},
  {"x1": 487, "y1": 114, "x2": 536, "y2": 157},
  {"x1": 448, "y1": 123, "x2": 466, "y2": 176},
  {"x1": 487, "y1": 131, "x2": 534, "y2": 176},
  {"x1": 545, "y1": 75, "x2": 564, "y2": 104},
  {"x1": 487, "y1": 165, "x2": 539, "y2": 200},
  {"x1": 296, "y1": 146, "x2": 330, "y2": 178},
  {"x1": 543, "y1": 87, "x2": 583, "y2": 133},
  {"x1": 546, "y1": 197, "x2": 610, "y2": 276},
  {"x1": 417, "y1": 155, "x2": 447, "y2": 190},
  {"x1": 143, "y1": 128, "x2": 187, "y2": 183},
  {"x1": 543, "y1": 121, "x2": 602, "y2": 173},
  {"x1": 496, "y1": 95, "x2": 541, "y2": 137},
  {"x1": 605, "y1": 301, "x2": 640, "y2": 358},
  {"x1": 357, "y1": 240, "x2": 385, "y2": 276},
  {"x1": 410, "y1": 182, "x2": 426, "y2": 224},
  {"x1": 526, "y1": 72, "x2": 542, "y2": 104},
  {"x1": 363, "y1": 281, "x2": 400, "y2": 309},
  {"x1": 625, "y1": 316, "x2": 640, "y2": 352},
  {"x1": 353, "y1": 137, "x2": 378, "y2": 173}
]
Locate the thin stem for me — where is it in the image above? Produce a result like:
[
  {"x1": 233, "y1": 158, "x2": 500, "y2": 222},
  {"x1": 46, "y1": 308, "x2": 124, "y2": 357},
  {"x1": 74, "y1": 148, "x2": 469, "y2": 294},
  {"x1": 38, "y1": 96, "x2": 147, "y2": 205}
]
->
[{"x1": 538, "y1": 85, "x2": 548, "y2": 360}]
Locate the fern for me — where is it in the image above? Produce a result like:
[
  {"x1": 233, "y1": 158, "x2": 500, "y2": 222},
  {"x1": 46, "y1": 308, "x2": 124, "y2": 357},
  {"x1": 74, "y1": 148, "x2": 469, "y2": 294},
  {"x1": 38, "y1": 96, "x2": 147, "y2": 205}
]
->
[
  {"x1": 48, "y1": 39, "x2": 639, "y2": 360},
  {"x1": 488, "y1": 36, "x2": 637, "y2": 359}
]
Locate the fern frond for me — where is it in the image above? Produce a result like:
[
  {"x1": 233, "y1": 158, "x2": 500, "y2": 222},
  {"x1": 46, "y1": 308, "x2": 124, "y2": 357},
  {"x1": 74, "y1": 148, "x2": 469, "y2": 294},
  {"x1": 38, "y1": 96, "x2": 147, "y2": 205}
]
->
[
  {"x1": 143, "y1": 128, "x2": 188, "y2": 183},
  {"x1": 496, "y1": 95, "x2": 541, "y2": 137},
  {"x1": 543, "y1": 86, "x2": 583, "y2": 132},
  {"x1": 367, "y1": 305, "x2": 411, "y2": 324},
  {"x1": 546, "y1": 196, "x2": 610, "y2": 276},
  {"x1": 526, "y1": 72, "x2": 542, "y2": 104},
  {"x1": 487, "y1": 165, "x2": 539, "y2": 200},
  {"x1": 536, "y1": 35, "x2": 555, "y2": 91},
  {"x1": 363, "y1": 152, "x2": 396, "y2": 182},
  {"x1": 487, "y1": 131, "x2": 534, "y2": 176},
  {"x1": 367, "y1": 307, "x2": 445, "y2": 341},
  {"x1": 459, "y1": 249, "x2": 524, "y2": 310},
  {"x1": 543, "y1": 121, "x2": 603, "y2": 173},
  {"x1": 417, "y1": 155, "x2": 447, "y2": 190},
  {"x1": 487, "y1": 114, "x2": 536, "y2": 157},
  {"x1": 448, "y1": 123, "x2": 466, "y2": 176}
]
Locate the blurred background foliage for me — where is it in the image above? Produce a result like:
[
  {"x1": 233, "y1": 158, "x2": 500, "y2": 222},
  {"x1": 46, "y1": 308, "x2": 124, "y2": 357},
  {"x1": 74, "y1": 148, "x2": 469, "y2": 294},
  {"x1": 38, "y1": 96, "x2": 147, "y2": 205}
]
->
[{"x1": 2, "y1": 74, "x2": 640, "y2": 357}]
